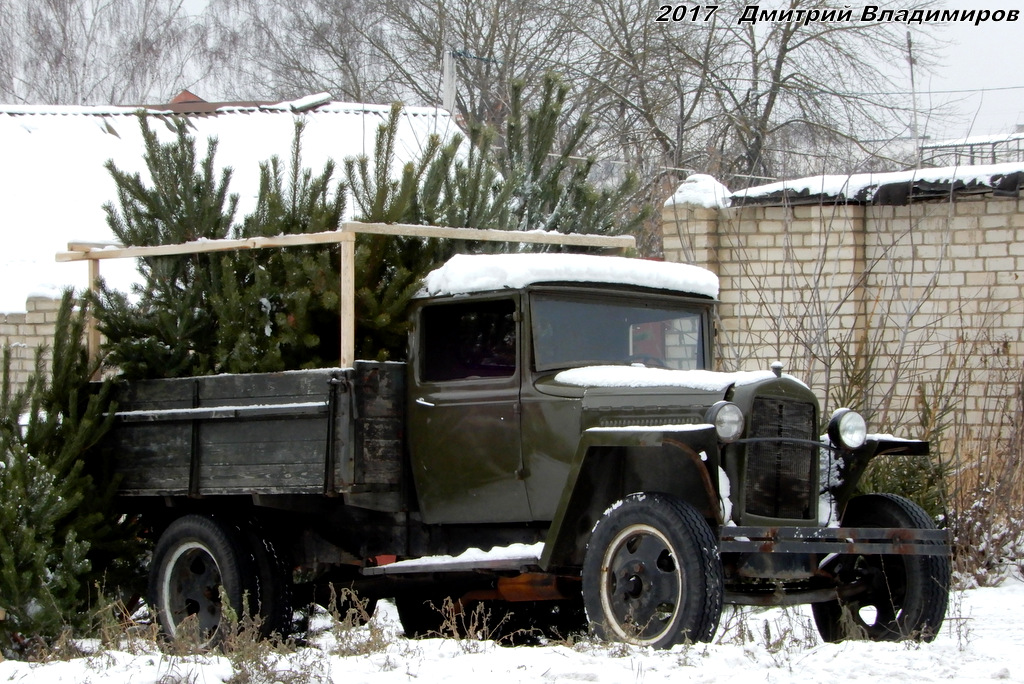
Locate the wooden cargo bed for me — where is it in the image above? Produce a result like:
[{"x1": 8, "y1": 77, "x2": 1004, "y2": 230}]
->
[{"x1": 102, "y1": 362, "x2": 405, "y2": 498}]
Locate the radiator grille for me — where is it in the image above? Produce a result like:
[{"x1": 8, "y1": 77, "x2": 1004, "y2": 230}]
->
[{"x1": 744, "y1": 396, "x2": 817, "y2": 519}]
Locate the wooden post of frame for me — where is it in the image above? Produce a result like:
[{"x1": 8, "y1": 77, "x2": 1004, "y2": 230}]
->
[
  {"x1": 339, "y1": 232, "x2": 356, "y2": 368},
  {"x1": 87, "y1": 257, "x2": 101, "y2": 374}
]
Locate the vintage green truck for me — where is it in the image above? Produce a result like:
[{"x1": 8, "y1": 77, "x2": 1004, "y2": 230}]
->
[{"x1": 93, "y1": 248, "x2": 949, "y2": 648}]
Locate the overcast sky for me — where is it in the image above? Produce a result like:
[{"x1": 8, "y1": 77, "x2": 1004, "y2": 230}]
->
[{"x1": 914, "y1": 18, "x2": 1022, "y2": 140}]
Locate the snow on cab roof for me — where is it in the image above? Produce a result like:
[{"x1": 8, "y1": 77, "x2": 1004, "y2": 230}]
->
[{"x1": 420, "y1": 253, "x2": 719, "y2": 299}]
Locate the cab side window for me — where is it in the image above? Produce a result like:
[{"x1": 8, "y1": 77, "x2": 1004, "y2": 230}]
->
[{"x1": 420, "y1": 299, "x2": 517, "y2": 382}]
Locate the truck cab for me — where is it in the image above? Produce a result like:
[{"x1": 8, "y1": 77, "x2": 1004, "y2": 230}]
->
[{"x1": 407, "y1": 254, "x2": 716, "y2": 526}]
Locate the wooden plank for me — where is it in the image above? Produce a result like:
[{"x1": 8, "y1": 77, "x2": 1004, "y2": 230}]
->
[
  {"x1": 352, "y1": 362, "x2": 405, "y2": 488},
  {"x1": 106, "y1": 422, "x2": 192, "y2": 454},
  {"x1": 113, "y1": 377, "x2": 195, "y2": 411},
  {"x1": 198, "y1": 465, "x2": 324, "y2": 491},
  {"x1": 121, "y1": 369, "x2": 337, "y2": 407},
  {"x1": 191, "y1": 368, "x2": 334, "y2": 401},
  {"x1": 116, "y1": 402, "x2": 328, "y2": 423},
  {"x1": 347, "y1": 222, "x2": 636, "y2": 250},
  {"x1": 200, "y1": 420, "x2": 327, "y2": 454},
  {"x1": 58, "y1": 223, "x2": 635, "y2": 262}
]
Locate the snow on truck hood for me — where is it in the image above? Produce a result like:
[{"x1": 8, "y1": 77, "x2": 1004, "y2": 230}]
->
[
  {"x1": 420, "y1": 253, "x2": 719, "y2": 299},
  {"x1": 554, "y1": 366, "x2": 802, "y2": 391}
]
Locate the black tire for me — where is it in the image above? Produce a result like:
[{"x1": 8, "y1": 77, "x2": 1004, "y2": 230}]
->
[
  {"x1": 812, "y1": 493, "x2": 950, "y2": 643},
  {"x1": 149, "y1": 514, "x2": 254, "y2": 645},
  {"x1": 242, "y1": 520, "x2": 293, "y2": 638},
  {"x1": 497, "y1": 599, "x2": 588, "y2": 643},
  {"x1": 582, "y1": 492, "x2": 724, "y2": 648},
  {"x1": 394, "y1": 594, "x2": 447, "y2": 638}
]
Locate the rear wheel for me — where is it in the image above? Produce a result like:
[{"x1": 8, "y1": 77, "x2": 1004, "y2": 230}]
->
[
  {"x1": 149, "y1": 515, "x2": 253, "y2": 645},
  {"x1": 812, "y1": 494, "x2": 950, "y2": 642},
  {"x1": 582, "y1": 493, "x2": 723, "y2": 648},
  {"x1": 498, "y1": 599, "x2": 588, "y2": 643},
  {"x1": 396, "y1": 595, "x2": 584, "y2": 644},
  {"x1": 394, "y1": 594, "x2": 449, "y2": 638}
]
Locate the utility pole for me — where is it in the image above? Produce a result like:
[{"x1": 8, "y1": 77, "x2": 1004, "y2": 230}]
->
[
  {"x1": 442, "y1": 50, "x2": 456, "y2": 112},
  {"x1": 906, "y1": 31, "x2": 921, "y2": 168}
]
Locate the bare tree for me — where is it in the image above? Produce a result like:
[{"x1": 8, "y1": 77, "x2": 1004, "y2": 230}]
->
[
  {"x1": 707, "y1": 0, "x2": 934, "y2": 185},
  {"x1": 566, "y1": 0, "x2": 940, "y2": 191},
  {"x1": 203, "y1": 0, "x2": 591, "y2": 129},
  {"x1": 1, "y1": 0, "x2": 206, "y2": 105},
  {"x1": 203, "y1": 0, "x2": 396, "y2": 102},
  {"x1": 369, "y1": 0, "x2": 588, "y2": 128},
  {"x1": 191, "y1": 0, "x2": 943, "y2": 195}
]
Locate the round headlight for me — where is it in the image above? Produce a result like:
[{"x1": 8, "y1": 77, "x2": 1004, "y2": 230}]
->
[
  {"x1": 706, "y1": 401, "x2": 744, "y2": 443},
  {"x1": 828, "y1": 408, "x2": 867, "y2": 449}
]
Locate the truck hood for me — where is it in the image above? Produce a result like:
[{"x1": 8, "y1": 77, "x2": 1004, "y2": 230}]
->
[
  {"x1": 535, "y1": 365, "x2": 817, "y2": 431},
  {"x1": 535, "y1": 365, "x2": 809, "y2": 407},
  {"x1": 550, "y1": 366, "x2": 789, "y2": 392}
]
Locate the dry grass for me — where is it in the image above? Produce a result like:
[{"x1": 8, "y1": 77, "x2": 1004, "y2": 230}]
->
[{"x1": 947, "y1": 432, "x2": 1024, "y2": 586}]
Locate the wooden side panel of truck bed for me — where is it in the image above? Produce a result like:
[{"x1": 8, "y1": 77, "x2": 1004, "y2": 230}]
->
[{"x1": 102, "y1": 362, "x2": 405, "y2": 497}]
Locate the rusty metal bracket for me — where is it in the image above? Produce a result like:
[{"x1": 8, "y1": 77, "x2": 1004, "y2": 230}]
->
[{"x1": 720, "y1": 526, "x2": 949, "y2": 556}]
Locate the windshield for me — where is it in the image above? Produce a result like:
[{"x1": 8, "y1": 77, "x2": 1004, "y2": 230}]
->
[{"x1": 531, "y1": 291, "x2": 707, "y2": 372}]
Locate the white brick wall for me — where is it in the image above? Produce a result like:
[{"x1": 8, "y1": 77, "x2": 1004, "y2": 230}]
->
[
  {"x1": 662, "y1": 195, "x2": 1024, "y2": 439},
  {"x1": 0, "y1": 297, "x2": 60, "y2": 392}
]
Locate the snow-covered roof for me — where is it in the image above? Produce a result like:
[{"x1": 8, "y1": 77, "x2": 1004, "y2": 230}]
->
[
  {"x1": 420, "y1": 253, "x2": 720, "y2": 299},
  {"x1": 664, "y1": 174, "x2": 732, "y2": 208},
  {"x1": 922, "y1": 130, "x2": 1024, "y2": 149},
  {"x1": 731, "y1": 162, "x2": 1024, "y2": 206},
  {"x1": 0, "y1": 96, "x2": 459, "y2": 312}
]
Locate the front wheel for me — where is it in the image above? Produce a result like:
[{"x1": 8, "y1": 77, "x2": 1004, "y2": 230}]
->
[
  {"x1": 812, "y1": 494, "x2": 950, "y2": 642},
  {"x1": 582, "y1": 492, "x2": 723, "y2": 648}
]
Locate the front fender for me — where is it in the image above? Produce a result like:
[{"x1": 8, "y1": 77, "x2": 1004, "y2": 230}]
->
[
  {"x1": 540, "y1": 425, "x2": 721, "y2": 572},
  {"x1": 831, "y1": 436, "x2": 930, "y2": 514}
]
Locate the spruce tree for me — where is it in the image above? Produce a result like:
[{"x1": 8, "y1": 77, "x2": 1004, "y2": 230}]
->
[
  {"x1": 345, "y1": 104, "x2": 460, "y2": 360},
  {"x1": 212, "y1": 121, "x2": 348, "y2": 371},
  {"x1": 0, "y1": 292, "x2": 133, "y2": 653},
  {"x1": 96, "y1": 80, "x2": 647, "y2": 372},
  {"x1": 95, "y1": 114, "x2": 238, "y2": 380},
  {"x1": 497, "y1": 75, "x2": 646, "y2": 241}
]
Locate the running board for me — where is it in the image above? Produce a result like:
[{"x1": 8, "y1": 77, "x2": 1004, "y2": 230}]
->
[{"x1": 720, "y1": 526, "x2": 950, "y2": 556}]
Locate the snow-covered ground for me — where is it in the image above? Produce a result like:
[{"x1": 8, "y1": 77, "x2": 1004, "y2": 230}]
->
[{"x1": 2, "y1": 576, "x2": 1021, "y2": 683}]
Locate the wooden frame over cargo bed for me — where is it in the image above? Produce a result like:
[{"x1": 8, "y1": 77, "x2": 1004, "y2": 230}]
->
[{"x1": 57, "y1": 222, "x2": 635, "y2": 367}]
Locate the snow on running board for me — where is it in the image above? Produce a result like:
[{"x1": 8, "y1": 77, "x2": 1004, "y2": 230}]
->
[{"x1": 361, "y1": 542, "x2": 544, "y2": 576}]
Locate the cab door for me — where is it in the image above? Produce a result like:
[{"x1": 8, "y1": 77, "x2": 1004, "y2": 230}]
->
[{"x1": 406, "y1": 295, "x2": 531, "y2": 523}]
